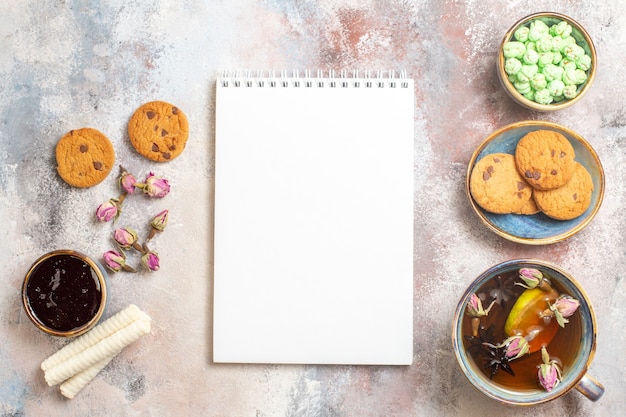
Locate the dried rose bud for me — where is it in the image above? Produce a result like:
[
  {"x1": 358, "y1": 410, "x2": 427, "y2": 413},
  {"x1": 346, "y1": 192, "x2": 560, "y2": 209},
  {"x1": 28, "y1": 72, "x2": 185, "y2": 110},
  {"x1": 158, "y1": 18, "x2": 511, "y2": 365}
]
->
[
  {"x1": 118, "y1": 168, "x2": 137, "y2": 195},
  {"x1": 113, "y1": 227, "x2": 139, "y2": 250},
  {"x1": 466, "y1": 293, "x2": 495, "y2": 337},
  {"x1": 538, "y1": 346, "x2": 562, "y2": 391},
  {"x1": 147, "y1": 209, "x2": 169, "y2": 240},
  {"x1": 516, "y1": 268, "x2": 544, "y2": 289},
  {"x1": 102, "y1": 250, "x2": 135, "y2": 273},
  {"x1": 151, "y1": 210, "x2": 169, "y2": 231},
  {"x1": 501, "y1": 335, "x2": 530, "y2": 361},
  {"x1": 466, "y1": 293, "x2": 495, "y2": 318},
  {"x1": 96, "y1": 198, "x2": 120, "y2": 222},
  {"x1": 137, "y1": 172, "x2": 170, "y2": 198},
  {"x1": 550, "y1": 295, "x2": 580, "y2": 327},
  {"x1": 538, "y1": 362, "x2": 560, "y2": 392},
  {"x1": 141, "y1": 250, "x2": 160, "y2": 272}
]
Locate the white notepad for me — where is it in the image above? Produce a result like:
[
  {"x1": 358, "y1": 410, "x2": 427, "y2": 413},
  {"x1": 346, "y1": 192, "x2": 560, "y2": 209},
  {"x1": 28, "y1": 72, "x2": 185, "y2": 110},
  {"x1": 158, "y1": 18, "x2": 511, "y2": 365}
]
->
[{"x1": 213, "y1": 72, "x2": 414, "y2": 365}]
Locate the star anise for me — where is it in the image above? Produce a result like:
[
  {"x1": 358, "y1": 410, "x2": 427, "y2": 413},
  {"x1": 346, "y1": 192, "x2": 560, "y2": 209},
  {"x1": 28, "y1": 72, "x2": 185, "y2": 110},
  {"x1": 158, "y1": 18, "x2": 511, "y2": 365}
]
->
[
  {"x1": 486, "y1": 273, "x2": 522, "y2": 310},
  {"x1": 465, "y1": 323, "x2": 495, "y2": 356},
  {"x1": 465, "y1": 324, "x2": 515, "y2": 379},
  {"x1": 481, "y1": 342, "x2": 515, "y2": 378}
]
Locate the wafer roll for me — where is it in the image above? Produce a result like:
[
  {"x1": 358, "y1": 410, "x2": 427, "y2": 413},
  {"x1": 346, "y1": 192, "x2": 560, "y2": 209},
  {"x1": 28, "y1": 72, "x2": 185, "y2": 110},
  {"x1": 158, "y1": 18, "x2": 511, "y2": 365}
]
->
[
  {"x1": 44, "y1": 315, "x2": 151, "y2": 386},
  {"x1": 60, "y1": 353, "x2": 117, "y2": 399},
  {"x1": 41, "y1": 304, "x2": 146, "y2": 372}
]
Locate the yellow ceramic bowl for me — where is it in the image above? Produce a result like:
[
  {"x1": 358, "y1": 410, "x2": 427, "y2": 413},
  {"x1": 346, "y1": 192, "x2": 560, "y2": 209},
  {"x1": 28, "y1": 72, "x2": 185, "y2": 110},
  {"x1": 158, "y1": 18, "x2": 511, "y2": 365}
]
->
[
  {"x1": 466, "y1": 121, "x2": 604, "y2": 245},
  {"x1": 22, "y1": 250, "x2": 108, "y2": 337},
  {"x1": 498, "y1": 12, "x2": 596, "y2": 111}
]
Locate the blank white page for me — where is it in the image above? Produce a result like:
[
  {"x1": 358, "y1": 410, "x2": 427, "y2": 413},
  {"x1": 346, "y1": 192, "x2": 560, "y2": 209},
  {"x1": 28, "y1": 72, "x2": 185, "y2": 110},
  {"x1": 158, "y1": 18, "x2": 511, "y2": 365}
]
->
[{"x1": 213, "y1": 75, "x2": 414, "y2": 365}]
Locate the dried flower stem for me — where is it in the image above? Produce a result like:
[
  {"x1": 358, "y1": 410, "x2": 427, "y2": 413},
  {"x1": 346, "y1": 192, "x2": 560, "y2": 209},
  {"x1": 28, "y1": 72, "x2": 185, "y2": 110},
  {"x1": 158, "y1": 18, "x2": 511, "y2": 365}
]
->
[
  {"x1": 147, "y1": 228, "x2": 158, "y2": 241},
  {"x1": 471, "y1": 317, "x2": 480, "y2": 337},
  {"x1": 537, "y1": 279, "x2": 553, "y2": 292}
]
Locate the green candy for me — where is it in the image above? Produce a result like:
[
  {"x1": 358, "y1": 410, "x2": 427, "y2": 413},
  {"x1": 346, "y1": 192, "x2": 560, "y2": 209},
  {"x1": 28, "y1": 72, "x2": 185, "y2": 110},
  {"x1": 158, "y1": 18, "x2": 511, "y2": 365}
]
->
[
  {"x1": 548, "y1": 79, "x2": 565, "y2": 96},
  {"x1": 560, "y1": 58, "x2": 577, "y2": 71},
  {"x1": 564, "y1": 68, "x2": 588, "y2": 85},
  {"x1": 563, "y1": 43, "x2": 585, "y2": 60},
  {"x1": 561, "y1": 36, "x2": 577, "y2": 48},
  {"x1": 535, "y1": 34, "x2": 553, "y2": 52},
  {"x1": 577, "y1": 54, "x2": 592, "y2": 71},
  {"x1": 551, "y1": 36, "x2": 564, "y2": 52},
  {"x1": 563, "y1": 69, "x2": 576, "y2": 84},
  {"x1": 514, "y1": 26, "x2": 530, "y2": 42},
  {"x1": 563, "y1": 84, "x2": 579, "y2": 99},
  {"x1": 514, "y1": 80, "x2": 532, "y2": 94},
  {"x1": 516, "y1": 71, "x2": 529, "y2": 83},
  {"x1": 528, "y1": 20, "x2": 549, "y2": 41},
  {"x1": 543, "y1": 63, "x2": 564, "y2": 82},
  {"x1": 520, "y1": 64, "x2": 538, "y2": 79},
  {"x1": 505, "y1": 57, "x2": 523, "y2": 75},
  {"x1": 530, "y1": 73, "x2": 547, "y2": 90},
  {"x1": 534, "y1": 88, "x2": 554, "y2": 104},
  {"x1": 550, "y1": 21, "x2": 572, "y2": 38},
  {"x1": 503, "y1": 41, "x2": 526, "y2": 58},
  {"x1": 523, "y1": 49, "x2": 539, "y2": 65},
  {"x1": 537, "y1": 52, "x2": 554, "y2": 67}
]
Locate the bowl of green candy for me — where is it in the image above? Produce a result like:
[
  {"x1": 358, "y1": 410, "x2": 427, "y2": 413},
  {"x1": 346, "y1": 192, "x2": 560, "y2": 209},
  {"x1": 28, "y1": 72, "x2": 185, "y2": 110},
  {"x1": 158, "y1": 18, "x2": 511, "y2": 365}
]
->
[{"x1": 498, "y1": 12, "x2": 597, "y2": 111}]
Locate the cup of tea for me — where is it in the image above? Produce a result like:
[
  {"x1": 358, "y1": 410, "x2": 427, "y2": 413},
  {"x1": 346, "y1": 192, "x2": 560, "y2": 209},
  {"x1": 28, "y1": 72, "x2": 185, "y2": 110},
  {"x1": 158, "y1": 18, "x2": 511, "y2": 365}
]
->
[
  {"x1": 22, "y1": 249, "x2": 108, "y2": 337},
  {"x1": 452, "y1": 259, "x2": 604, "y2": 405}
]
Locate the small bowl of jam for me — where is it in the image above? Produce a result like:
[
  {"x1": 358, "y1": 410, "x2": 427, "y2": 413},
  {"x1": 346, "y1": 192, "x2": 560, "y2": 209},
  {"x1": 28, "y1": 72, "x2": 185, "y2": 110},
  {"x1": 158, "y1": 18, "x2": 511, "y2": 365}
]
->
[{"x1": 22, "y1": 250, "x2": 108, "y2": 337}]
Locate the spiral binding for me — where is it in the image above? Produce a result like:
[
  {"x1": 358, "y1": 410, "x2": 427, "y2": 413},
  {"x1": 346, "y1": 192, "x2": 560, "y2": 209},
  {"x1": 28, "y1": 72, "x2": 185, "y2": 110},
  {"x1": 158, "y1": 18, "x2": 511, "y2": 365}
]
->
[{"x1": 219, "y1": 70, "x2": 410, "y2": 88}]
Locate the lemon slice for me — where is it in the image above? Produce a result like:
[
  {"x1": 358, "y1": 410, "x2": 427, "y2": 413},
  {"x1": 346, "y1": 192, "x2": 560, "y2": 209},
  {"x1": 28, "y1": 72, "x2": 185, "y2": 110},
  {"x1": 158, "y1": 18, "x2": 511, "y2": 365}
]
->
[{"x1": 504, "y1": 287, "x2": 559, "y2": 353}]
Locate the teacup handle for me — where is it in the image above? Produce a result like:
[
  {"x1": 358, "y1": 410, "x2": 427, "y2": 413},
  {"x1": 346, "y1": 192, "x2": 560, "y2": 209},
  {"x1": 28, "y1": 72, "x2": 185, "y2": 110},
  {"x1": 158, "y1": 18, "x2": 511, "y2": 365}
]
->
[{"x1": 575, "y1": 375, "x2": 604, "y2": 401}]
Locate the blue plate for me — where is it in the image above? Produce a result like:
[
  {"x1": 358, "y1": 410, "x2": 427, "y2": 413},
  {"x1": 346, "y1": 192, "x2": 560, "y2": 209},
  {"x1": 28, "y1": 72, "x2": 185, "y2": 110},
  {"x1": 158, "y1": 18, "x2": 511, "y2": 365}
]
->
[{"x1": 466, "y1": 121, "x2": 604, "y2": 245}]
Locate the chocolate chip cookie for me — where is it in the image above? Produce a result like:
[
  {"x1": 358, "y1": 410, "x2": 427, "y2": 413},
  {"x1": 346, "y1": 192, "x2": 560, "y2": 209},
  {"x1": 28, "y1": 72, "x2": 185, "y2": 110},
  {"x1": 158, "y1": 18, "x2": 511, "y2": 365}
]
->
[
  {"x1": 470, "y1": 153, "x2": 534, "y2": 214},
  {"x1": 514, "y1": 130, "x2": 576, "y2": 190},
  {"x1": 128, "y1": 101, "x2": 189, "y2": 162},
  {"x1": 533, "y1": 162, "x2": 594, "y2": 220},
  {"x1": 56, "y1": 128, "x2": 115, "y2": 188}
]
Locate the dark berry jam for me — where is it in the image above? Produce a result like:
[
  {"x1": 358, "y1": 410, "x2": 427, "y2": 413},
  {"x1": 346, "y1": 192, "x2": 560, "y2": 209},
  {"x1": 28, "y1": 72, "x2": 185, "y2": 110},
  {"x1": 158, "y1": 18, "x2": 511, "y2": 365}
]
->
[{"x1": 25, "y1": 253, "x2": 103, "y2": 332}]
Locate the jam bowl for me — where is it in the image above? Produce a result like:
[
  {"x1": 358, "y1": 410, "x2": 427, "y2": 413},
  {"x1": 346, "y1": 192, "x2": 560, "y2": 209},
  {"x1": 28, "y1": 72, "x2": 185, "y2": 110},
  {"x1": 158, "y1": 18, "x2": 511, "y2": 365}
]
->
[{"x1": 22, "y1": 250, "x2": 108, "y2": 337}]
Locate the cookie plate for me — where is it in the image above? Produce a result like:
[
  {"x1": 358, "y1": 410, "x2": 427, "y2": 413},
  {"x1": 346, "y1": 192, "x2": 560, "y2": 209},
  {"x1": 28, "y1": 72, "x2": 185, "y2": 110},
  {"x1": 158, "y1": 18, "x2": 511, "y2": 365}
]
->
[{"x1": 466, "y1": 120, "x2": 604, "y2": 245}]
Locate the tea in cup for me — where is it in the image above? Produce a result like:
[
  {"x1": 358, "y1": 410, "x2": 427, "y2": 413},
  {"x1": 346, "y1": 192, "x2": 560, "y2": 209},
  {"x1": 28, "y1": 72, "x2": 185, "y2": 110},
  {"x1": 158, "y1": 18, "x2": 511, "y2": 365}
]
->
[{"x1": 452, "y1": 259, "x2": 604, "y2": 405}]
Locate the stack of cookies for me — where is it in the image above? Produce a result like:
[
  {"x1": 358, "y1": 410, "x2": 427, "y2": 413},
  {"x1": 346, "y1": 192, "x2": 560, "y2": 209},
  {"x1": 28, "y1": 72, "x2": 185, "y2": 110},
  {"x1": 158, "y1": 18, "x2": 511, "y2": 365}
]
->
[{"x1": 470, "y1": 130, "x2": 593, "y2": 220}]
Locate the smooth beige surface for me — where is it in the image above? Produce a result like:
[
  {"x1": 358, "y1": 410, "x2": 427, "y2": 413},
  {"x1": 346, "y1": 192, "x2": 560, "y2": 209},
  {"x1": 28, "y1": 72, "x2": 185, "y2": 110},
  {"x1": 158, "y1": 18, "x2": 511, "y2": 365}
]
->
[{"x1": 1, "y1": 1, "x2": 624, "y2": 416}]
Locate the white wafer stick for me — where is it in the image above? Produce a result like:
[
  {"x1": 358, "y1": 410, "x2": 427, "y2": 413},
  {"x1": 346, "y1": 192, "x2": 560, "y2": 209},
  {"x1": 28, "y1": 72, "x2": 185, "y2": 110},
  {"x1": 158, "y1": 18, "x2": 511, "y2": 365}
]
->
[
  {"x1": 44, "y1": 317, "x2": 151, "y2": 386},
  {"x1": 59, "y1": 353, "x2": 117, "y2": 399},
  {"x1": 41, "y1": 304, "x2": 145, "y2": 371}
]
